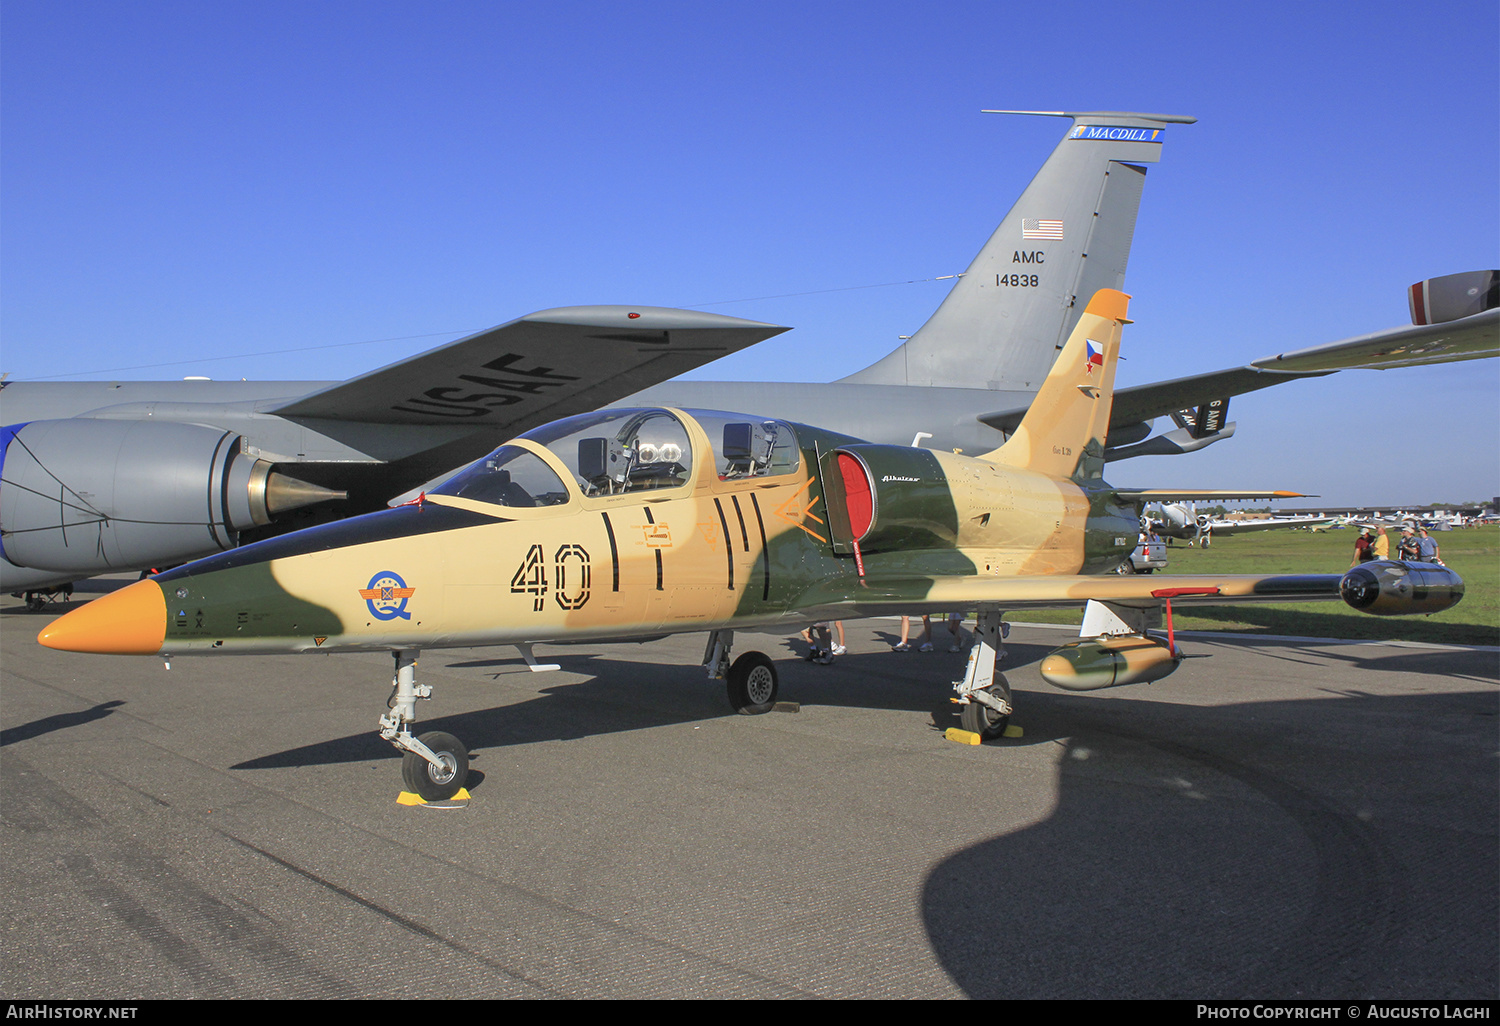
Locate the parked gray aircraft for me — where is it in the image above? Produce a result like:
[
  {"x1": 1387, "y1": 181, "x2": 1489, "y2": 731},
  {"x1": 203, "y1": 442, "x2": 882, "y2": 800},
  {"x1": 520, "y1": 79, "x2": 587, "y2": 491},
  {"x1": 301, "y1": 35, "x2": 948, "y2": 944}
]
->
[
  {"x1": 3, "y1": 111, "x2": 1496, "y2": 604},
  {"x1": 1145, "y1": 502, "x2": 1335, "y2": 547}
]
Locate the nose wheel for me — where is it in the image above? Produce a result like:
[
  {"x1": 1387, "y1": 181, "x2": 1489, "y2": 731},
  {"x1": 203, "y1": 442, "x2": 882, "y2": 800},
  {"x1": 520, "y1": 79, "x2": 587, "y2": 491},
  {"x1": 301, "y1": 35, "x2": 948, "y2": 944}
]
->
[
  {"x1": 400, "y1": 731, "x2": 469, "y2": 801},
  {"x1": 380, "y1": 650, "x2": 471, "y2": 801}
]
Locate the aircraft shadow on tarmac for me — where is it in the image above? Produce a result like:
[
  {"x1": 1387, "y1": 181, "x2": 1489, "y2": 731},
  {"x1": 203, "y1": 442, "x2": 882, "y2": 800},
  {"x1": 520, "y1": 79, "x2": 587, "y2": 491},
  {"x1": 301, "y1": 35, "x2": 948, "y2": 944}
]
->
[
  {"x1": 218, "y1": 655, "x2": 1498, "y2": 999},
  {"x1": 227, "y1": 640, "x2": 1062, "y2": 773},
  {"x1": 1178, "y1": 603, "x2": 1496, "y2": 646},
  {"x1": 917, "y1": 687, "x2": 1499, "y2": 1000},
  {"x1": 1, "y1": 700, "x2": 126, "y2": 747},
  {"x1": 225, "y1": 637, "x2": 1499, "y2": 776}
]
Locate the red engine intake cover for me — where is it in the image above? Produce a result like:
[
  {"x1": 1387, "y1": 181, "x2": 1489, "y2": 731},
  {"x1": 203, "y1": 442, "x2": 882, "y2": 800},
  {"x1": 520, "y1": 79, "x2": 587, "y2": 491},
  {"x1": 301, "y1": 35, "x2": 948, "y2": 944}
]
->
[{"x1": 837, "y1": 452, "x2": 873, "y2": 540}]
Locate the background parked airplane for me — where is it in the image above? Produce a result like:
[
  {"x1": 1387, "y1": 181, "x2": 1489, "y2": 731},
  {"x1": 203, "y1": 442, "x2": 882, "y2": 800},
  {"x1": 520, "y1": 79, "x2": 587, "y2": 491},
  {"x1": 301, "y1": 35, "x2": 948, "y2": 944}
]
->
[{"x1": 1144, "y1": 502, "x2": 1334, "y2": 547}]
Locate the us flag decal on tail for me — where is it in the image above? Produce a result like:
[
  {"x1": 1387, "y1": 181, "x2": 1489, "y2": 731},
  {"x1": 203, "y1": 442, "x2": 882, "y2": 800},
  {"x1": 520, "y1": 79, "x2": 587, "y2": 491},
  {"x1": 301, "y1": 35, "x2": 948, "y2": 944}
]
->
[{"x1": 1022, "y1": 218, "x2": 1063, "y2": 240}]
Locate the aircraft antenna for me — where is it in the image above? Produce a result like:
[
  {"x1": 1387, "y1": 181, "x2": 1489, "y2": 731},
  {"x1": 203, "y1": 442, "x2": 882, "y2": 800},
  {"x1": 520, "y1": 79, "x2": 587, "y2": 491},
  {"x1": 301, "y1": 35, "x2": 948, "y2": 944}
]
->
[{"x1": 981, "y1": 110, "x2": 1198, "y2": 124}]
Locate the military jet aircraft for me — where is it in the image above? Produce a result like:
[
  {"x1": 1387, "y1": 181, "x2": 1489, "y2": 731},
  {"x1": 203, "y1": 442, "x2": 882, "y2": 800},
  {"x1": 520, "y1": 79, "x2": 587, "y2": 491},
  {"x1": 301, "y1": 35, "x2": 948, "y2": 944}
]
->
[
  {"x1": 38, "y1": 289, "x2": 1463, "y2": 801},
  {"x1": 6, "y1": 109, "x2": 1493, "y2": 606}
]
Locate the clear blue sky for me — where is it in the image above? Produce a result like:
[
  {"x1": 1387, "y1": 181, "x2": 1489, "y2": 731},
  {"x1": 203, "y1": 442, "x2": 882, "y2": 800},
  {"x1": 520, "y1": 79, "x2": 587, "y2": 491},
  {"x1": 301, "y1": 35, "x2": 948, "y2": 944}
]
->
[{"x1": 3, "y1": 0, "x2": 1496, "y2": 508}]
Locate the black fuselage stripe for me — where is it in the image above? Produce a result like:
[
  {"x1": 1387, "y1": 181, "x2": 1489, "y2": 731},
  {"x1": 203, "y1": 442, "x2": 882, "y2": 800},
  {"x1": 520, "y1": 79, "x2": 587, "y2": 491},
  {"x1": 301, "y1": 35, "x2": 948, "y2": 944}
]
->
[
  {"x1": 153, "y1": 504, "x2": 505, "y2": 582},
  {"x1": 713, "y1": 498, "x2": 733, "y2": 590},
  {"x1": 750, "y1": 492, "x2": 769, "y2": 601},
  {"x1": 730, "y1": 494, "x2": 749, "y2": 552},
  {"x1": 600, "y1": 511, "x2": 619, "y2": 592},
  {"x1": 642, "y1": 506, "x2": 662, "y2": 591}
]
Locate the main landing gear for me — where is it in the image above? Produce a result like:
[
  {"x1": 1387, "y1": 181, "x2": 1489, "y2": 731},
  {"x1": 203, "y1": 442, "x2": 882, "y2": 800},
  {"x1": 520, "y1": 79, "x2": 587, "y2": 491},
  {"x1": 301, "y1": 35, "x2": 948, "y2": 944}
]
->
[
  {"x1": 16, "y1": 584, "x2": 73, "y2": 612},
  {"x1": 953, "y1": 609, "x2": 1012, "y2": 740},
  {"x1": 379, "y1": 649, "x2": 469, "y2": 802},
  {"x1": 704, "y1": 630, "x2": 779, "y2": 714}
]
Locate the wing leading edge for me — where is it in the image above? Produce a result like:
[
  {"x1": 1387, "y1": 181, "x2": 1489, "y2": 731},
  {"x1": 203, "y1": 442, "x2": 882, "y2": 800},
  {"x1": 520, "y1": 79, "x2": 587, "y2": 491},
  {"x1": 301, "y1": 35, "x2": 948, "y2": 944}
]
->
[
  {"x1": 977, "y1": 307, "x2": 1500, "y2": 441},
  {"x1": 791, "y1": 572, "x2": 1345, "y2": 621},
  {"x1": 270, "y1": 305, "x2": 789, "y2": 429}
]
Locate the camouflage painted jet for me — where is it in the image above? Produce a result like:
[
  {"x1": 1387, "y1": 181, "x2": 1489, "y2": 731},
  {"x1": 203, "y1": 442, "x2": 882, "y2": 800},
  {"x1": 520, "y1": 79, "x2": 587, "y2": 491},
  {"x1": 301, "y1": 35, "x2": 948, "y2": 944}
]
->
[{"x1": 37, "y1": 289, "x2": 1464, "y2": 801}]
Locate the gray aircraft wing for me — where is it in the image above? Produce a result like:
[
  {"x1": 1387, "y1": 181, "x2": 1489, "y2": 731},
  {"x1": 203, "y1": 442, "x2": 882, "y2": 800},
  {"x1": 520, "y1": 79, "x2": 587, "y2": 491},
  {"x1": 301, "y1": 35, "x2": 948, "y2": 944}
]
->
[
  {"x1": 270, "y1": 305, "x2": 788, "y2": 430},
  {"x1": 1203, "y1": 514, "x2": 1335, "y2": 534},
  {"x1": 1114, "y1": 489, "x2": 1310, "y2": 504},
  {"x1": 1249, "y1": 306, "x2": 1498, "y2": 372},
  {"x1": 1110, "y1": 305, "x2": 1499, "y2": 426},
  {"x1": 977, "y1": 305, "x2": 1499, "y2": 442}
]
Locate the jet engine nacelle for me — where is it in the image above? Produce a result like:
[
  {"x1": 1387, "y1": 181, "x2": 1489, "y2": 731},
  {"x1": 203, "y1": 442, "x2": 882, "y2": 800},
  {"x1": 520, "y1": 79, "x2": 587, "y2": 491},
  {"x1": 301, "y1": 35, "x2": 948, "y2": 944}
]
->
[
  {"x1": 826, "y1": 444, "x2": 959, "y2": 552},
  {"x1": 0, "y1": 419, "x2": 342, "y2": 575},
  {"x1": 1339, "y1": 559, "x2": 1464, "y2": 616},
  {"x1": 1408, "y1": 269, "x2": 1498, "y2": 326},
  {"x1": 1038, "y1": 634, "x2": 1182, "y2": 691}
]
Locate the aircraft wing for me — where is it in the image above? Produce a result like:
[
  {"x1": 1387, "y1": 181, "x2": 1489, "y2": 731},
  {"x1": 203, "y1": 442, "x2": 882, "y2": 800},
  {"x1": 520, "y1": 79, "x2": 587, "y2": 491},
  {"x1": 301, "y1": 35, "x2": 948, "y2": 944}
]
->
[
  {"x1": 1204, "y1": 515, "x2": 1333, "y2": 535},
  {"x1": 270, "y1": 306, "x2": 789, "y2": 428},
  {"x1": 793, "y1": 572, "x2": 1342, "y2": 619},
  {"x1": 976, "y1": 365, "x2": 1323, "y2": 436},
  {"x1": 977, "y1": 307, "x2": 1500, "y2": 436},
  {"x1": 1114, "y1": 489, "x2": 1309, "y2": 504},
  {"x1": 1251, "y1": 307, "x2": 1499, "y2": 373}
]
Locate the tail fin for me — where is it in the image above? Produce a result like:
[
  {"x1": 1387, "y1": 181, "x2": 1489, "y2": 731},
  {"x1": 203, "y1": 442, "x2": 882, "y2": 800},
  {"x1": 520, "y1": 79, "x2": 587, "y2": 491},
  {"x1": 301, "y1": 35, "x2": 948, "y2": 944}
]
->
[
  {"x1": 840, "y1": 110, "x2": 1191, "y2": 391},
  {"x1": 982, "y1": 288, "x2": 1129, "y2": 478}
]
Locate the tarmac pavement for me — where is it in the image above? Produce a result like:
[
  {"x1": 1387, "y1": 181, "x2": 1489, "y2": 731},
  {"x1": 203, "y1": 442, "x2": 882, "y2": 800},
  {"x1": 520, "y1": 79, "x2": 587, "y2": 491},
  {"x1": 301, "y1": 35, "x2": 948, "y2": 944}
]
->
[{"x1": 3, "y1": 586, "x2": 1496, "y2": 999}]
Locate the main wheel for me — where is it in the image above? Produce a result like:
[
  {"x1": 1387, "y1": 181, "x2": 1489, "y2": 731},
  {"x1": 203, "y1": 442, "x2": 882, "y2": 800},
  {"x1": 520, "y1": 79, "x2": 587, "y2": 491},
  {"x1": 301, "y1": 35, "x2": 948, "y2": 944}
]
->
[
  {"x1": 401, "y1": 731, "x2": 469, "y2": 801},
  {"x1": 960, "y1": 694, "x2": 1010, "y2": 740},
  {"x1": 726, "y1": 652, "x2": 778, "y2": 714}
]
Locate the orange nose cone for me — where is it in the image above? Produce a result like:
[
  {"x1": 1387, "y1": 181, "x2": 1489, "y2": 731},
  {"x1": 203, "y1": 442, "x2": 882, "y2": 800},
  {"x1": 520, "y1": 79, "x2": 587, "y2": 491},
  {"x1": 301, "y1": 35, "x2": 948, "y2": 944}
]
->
[{"x1": 37, "y1": 579, "x2": 167, "y2": 655}]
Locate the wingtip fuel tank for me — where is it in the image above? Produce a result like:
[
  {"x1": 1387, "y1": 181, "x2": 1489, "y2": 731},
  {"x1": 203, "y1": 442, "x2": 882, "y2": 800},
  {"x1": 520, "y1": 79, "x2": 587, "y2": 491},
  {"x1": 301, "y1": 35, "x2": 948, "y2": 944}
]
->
[{"x1": 1339, "y1": 560, "x2": 1464, "y2": 616}]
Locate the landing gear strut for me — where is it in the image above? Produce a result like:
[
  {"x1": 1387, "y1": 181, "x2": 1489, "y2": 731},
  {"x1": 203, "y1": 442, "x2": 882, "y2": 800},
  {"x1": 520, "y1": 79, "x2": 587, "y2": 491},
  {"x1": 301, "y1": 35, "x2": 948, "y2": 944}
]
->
[
  {"x1": 17, "y1": 583, "x2": 73, "y2": 612},
  {"x1": 379, "y1": 649, "x2": 468, "y2": 801},
  {"x1": 953, "y1": 609, "x2": 1012, "y2": 740},
  {"x1": 704, "y1": 630, "x2": 779, "y2": 714}
]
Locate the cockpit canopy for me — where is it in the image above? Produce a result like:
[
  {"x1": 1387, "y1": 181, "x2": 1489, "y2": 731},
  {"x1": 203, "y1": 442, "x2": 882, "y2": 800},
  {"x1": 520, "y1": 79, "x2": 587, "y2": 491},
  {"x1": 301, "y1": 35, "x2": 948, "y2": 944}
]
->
[{"x1": 431, "y1": 408, "x2": 800, "y2": 507}]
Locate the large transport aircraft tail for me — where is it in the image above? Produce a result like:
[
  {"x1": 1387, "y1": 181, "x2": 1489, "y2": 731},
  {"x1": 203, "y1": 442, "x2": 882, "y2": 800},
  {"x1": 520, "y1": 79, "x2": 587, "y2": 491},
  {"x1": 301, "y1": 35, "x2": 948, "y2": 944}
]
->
[
  {"x1": 983, "y1": 288, "x2": 1129, "y2": 479},
  {"x1": 839, "y1": 110, "x2": 1193, "y2": 392}
]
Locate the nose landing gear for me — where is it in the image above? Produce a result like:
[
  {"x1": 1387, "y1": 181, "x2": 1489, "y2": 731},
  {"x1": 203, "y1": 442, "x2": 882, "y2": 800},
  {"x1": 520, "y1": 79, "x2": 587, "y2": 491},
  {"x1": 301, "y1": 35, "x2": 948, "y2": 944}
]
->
[{"x1": 380, "y1": 649, "x2": 469, "y2": 802}]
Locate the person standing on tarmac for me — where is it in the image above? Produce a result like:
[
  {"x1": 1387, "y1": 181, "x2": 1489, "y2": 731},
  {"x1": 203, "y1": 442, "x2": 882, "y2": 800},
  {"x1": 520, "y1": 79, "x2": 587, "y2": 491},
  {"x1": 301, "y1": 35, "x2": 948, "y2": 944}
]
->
[
  {"x1": 1351, "y1": 528, "x2": 1375, "y2": 566},
  {"x1": 1417, "y1": 527, "x2": 1443, "y2": 564},
  {"x1": 1399, "y1": 527, "x2": 1420, "y2": 560}
]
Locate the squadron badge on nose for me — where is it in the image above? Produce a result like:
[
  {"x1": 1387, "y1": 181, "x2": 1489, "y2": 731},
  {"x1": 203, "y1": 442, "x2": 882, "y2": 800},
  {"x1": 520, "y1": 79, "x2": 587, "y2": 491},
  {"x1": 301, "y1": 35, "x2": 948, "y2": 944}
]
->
[{"x1": 359, "y1": 571, "x2": 415, "y2": 620}]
